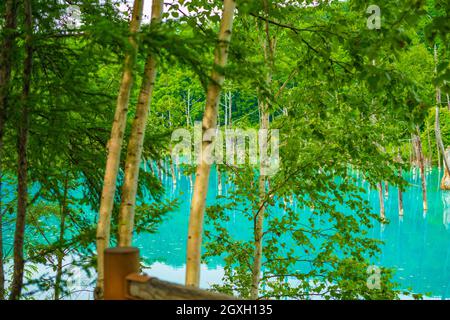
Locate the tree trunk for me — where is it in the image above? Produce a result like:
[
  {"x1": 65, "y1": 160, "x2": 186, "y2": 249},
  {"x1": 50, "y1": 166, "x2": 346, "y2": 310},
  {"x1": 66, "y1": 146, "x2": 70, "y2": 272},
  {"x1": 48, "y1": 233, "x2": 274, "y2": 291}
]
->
[
  {"x1": 54, "y1": 176, "x2": 69, "y2": 300},
  {"x1": 434, "y1": 45, "x2": 450, "y2": 189},
  {"x1": 0, "y1": 0, "x2": 18, "y2": 158},
  {"x1": 378, "y1": 182, "x2": 385, "y2": 220},
  {"x1": 426, "y1": 121, "x2": 432, "y2": 165},
  {"x1": 9, "y1": 0, "x2": 32, "y2": 300},
  {"x1": 251, "y1": 97, "x2": 270, "y2": 299},
  {"x1": 95, "y1": 0, "x2": 143, "y2": 299},
  {"x1": 228, "y1": 91, "x2": 232, "y2": 127},
  {"x1": 117, "y1": 0, "x2": 163, "y2": 247},
  {"x1": 413, "y1": 129, "x2": 428, "y2": 212},
  {"x1": 185, "y1": 0, "x2": 236, "y2": 287},
  {"x1": 396, "y1": 150, "x2": 404, "y2": 217},
  {"x1": 447, "y1": 93, "x2": 450, "y2": 112},
  {"x1": 441, "y1": 149, "x2": 450, "y2": 190},
  {"x1": 170, "y1": 155, "x2": 177, "y2": 188},
  {"x1": 187, "y1": 89, "x2": 191, "y2": 127}
]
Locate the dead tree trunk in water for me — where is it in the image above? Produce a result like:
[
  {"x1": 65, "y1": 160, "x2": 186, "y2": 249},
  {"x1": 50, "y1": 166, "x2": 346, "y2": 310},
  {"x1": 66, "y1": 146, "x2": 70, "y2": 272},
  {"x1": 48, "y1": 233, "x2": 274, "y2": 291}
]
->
[
  {"x1": 185, "y1": 0, "x2": 236, "y2": 287},
  {"x1": 397, "y1": 151, "x2": 404, "y2": 217},
  {"x1": 378, "y1": 183, "x2": 385, "y2": 220},
  {"x1": 413, "y1": 128, "x2": 428, "y2": 212},
  {"x1": 118, "y1": 0, "x2": 163, "y2": 247},
  {"x1": 10, "y1": 0, "x2": 32, "y2": 300},
  {"x1": 384, "y1": 181, "x2": 389, "y2": 198},
  {"x1": 95, "y1": 0, "x2": 143, "y2": 299}
]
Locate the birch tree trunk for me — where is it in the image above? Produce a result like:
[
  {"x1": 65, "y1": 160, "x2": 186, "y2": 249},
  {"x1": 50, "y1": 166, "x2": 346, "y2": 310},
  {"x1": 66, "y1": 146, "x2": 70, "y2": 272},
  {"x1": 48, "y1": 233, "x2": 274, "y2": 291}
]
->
[
  {"x1": 251, "y1": 4, "x2": 275, "y2": 297},
  {"x1": 9, "y1": 0, "x2": 32, "y2": 300},
  {"x1": 185, "y1": 0, "x2": 236, "y2": 287},
  {"x1": 118, "y1": 0, "x2": 163, "y2": 248},
  {"x1": 95, "y1": 0, "x2": 143, "y2": 298},
  {"x1": 251, "y1": 97, "x2": 270, "y2": 299},
  {"x1": 187, "y1": 89, "x2": 191, "y2": 127},
  {"x1": 228, "y1": 91, "x2": 232, "y2": 126},
  {"x1": 0, "y1": 0, "x2": 18, "y2": 158}
]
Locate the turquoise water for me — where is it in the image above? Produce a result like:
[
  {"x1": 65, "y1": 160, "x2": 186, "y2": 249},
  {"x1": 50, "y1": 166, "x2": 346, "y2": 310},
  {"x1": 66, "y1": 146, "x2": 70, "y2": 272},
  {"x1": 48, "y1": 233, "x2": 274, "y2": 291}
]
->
[
  {"x1": 135, "y1": 166, "x2": 450, "y2": 299},
  {"x1": 2, "y1": 166, "x2": 450, "y2": 299}
]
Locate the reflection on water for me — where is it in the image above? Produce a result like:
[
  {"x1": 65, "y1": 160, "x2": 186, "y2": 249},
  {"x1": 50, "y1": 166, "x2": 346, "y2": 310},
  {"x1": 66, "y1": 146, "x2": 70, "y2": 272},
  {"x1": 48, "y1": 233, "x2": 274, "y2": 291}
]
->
[{"x1": 137, "y1": 166, "x2": 450, "y2": 299}]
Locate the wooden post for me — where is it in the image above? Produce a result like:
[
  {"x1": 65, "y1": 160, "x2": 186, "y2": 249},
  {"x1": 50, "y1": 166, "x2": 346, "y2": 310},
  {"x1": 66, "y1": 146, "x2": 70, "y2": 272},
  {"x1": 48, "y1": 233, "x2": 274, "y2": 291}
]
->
[{"x1": 104, "y1": 247, "x2": 140, "y2": 300}]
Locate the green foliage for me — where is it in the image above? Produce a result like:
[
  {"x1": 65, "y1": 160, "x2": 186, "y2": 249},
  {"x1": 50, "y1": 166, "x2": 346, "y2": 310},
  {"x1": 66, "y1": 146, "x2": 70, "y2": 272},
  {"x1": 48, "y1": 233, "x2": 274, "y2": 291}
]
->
[{"x1": 0, "y1": 0, "x2": 448, "y2": 300}]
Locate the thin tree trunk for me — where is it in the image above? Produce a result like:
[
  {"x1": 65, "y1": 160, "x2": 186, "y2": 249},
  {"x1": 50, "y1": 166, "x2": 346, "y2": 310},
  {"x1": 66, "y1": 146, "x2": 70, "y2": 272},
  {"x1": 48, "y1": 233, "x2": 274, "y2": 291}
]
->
[
  {"x1": 0, "y1": 0, "x2": 18, "y2": 158},
  {"x1": 413, "y1": 128, "x2": 428, "y2": 212},
  {"x1": 398, "y1": 173, "x2": 404, "y2": 217},
  {"x1": 187, "y1": 89, "x2": 191, "y2": 127},
  {"x1": 384, "y1": 181, "x2": 389, "y2": 198},
  {"x1": 9, "y1": 0, "x2": 32, "y2": 300},
  {"x1": 397, "y1": 151, "x2": 404, "y2": 217},
  {"x1": 427, "y1": 121, "x2": 432, "y2": 165},
  {"x1": 170, "y1": 154, "x2": 176, "y2": 187},
  {"x1": 437, "y1": 133, "x2": 442, "y2": 171},
  {"x1": 95, "y1": 0, "x2": 143, "y2": 299},
  {"x1": 118, "y1": 0, "x2": 163, "y2": 247},
  {"x1": 447, "y1": 93, "x2": 450, "y2": 112},
  {"x1": 251, "y1": 97, "x2": 270, "y2": 299},
  {"x1": 185, "y1": 0, "x2": 236, "y2": 287},
  {"x1": 228, "y1": 91, "x2": 232, "y2": 127},
  {"x1": 54, "y1": 176, "x2": 69, "y2": 300},
  {"x1": 378, "y1": 182, "x2": 385, "y2": 220},
  {"x1": 251, "y1": 5, "x2": 274, "y2": 298}
]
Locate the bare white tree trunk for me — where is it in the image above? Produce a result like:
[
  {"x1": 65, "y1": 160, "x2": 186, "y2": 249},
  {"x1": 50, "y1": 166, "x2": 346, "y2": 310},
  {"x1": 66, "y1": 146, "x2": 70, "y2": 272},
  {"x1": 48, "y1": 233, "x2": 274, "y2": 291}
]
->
[
  {"x1": 95, "y1": 0, "x2": 143, "y2": 299},
  {"x1": 118, "y1": 0, "x2": 163, "y2": 247},
  {"x1": 185, "y1": 0, "x2": 236, "y2": 287},
  {"x1": 251, "y1": 97, "x2": 270, "y2": 299},
  {"x1": 378, "y1": 182, "x2": 385, "y2": 220},
  {"x1": 413, "y1": 129, "x2": 428, "y2": 212},
  {"x1": 186, "y1": 89, "x2": 191, "y2": 127},
  {"x1": 251, "y1": 5, "x2": 275, "y2": 298},
  {"x1": 396, "y1": 149, "x2": 404, "y2": 217}
]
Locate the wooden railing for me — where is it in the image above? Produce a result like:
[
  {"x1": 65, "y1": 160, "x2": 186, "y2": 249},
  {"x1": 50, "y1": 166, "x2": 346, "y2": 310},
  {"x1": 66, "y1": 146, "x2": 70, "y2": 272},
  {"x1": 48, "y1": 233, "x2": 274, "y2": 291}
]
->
[{"x1": 103, "y1": 247, "x2": 235, "y2": 300}]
